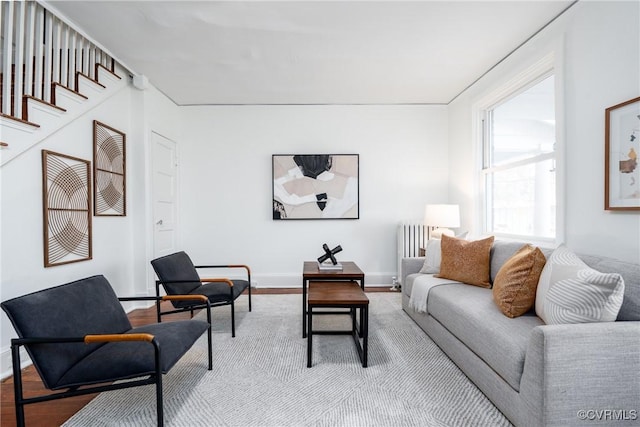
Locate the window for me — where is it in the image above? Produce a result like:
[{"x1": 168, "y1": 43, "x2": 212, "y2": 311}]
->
[{"x1": 481, "y1": 74, "x2": 557, "y2": 240}]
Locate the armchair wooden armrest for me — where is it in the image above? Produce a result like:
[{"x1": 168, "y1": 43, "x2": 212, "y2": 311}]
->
[
  {"x1": 195, "y1": 264, "x2": 251, "y2": 282},
  {"x1": 84, "y1": 333, "x2": 155, "y2": 344},
  {"x1": 162, "y1": 295, "x2": 209, "y2": 303},
  {"x1": 195, "y1": 264, "x2": 251, "y2": 274},
  {"x1": 200, "y1": 278, "x2": 235, "y2": 287},
  {"x1": 12, "y1": 333, "x2": 157, "y2": 346},
  {"x1": 120, "y1": 295, "x2": 210, "y2": 305}
]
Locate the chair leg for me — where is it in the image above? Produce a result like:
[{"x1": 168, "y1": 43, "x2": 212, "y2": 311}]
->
[
  {"x1": 11, "y1": 344, "x2": 25, "y2": 427},
  {"x1": 206, "y1": 304, "x2": 213, "y2": 370},
  {"x1": 156, "y1": 299, "x2": 162, "y2": 323},
  {"x1": 246, "y1": 272, "x2": 252, "y2": 312},
  {"x1": 231, "y1": 299, "x2": 236, "y2": 337},
  {"x1": 153, "y1": 343, "x2": 164, "y2": 427}
]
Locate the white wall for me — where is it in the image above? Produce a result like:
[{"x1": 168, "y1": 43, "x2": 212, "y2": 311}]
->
[
  {"x1": 0, "y1": 81, "x2": 179, "y2": 376},
  {"x1": 448, "y1": 1, "x2": 640, "y2": 263},
  {"x1": 178, "y1": 105, "x2": 449, "y2": 286}
]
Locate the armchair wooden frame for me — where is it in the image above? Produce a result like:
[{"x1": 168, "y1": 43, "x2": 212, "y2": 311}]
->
[
  {"x1": 155, "y1": 264, "x2": 252, "y2": 337},
  {"x1": 8, "y1": 295, "x2": 212, "y2": 427}
]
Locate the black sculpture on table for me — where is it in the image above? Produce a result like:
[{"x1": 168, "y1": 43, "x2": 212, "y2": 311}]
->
[{"x1": 317, "y1": 243, "x2": 342, "y2": 265}]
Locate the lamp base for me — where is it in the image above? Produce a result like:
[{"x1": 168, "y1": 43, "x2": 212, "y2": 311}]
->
[{"x1": 430, "y1": 227, "x2": 455, "y2": 240}]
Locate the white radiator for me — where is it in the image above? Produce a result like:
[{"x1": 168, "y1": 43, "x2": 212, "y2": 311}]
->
[{"x1": 396, "y1": 222, "x2": 426, "y2": 284}]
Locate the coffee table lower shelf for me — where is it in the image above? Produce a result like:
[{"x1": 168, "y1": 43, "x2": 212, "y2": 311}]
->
[{"x1": 306, "y1": 281, "x2": 369, "y2": 368}]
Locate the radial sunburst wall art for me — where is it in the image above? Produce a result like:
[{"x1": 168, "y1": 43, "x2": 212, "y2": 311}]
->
[
  {"x1": 93, "y1": 120, "x2": 126, "y2": 216},
  {"x1": 42, "y1": 150, "x2": 92, "y2": 267}
]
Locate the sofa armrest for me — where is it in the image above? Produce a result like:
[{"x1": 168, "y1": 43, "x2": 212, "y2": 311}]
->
[
  {"x1": 401, "y1": 257, "x2": 425, "y2": 285},
  {"x1": 523, "y1": 321, "x2": 640, "y2": 426}
]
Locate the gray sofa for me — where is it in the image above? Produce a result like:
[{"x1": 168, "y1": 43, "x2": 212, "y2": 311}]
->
[{"x1": 401, "y1": 240, "x2": 640, "y2": 427}]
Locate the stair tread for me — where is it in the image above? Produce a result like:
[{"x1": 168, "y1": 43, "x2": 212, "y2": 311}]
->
[
  {"x1": 76, "y1": 72, "x2": 107, "y2": 89},
  {"x1": 52, "y1": 83, "x2": 89, "y2": 100},
  {"x1": 0, "y1": 112, "x2": 40, "y2": 128},
  {"x1": 23, "y1": 95, "x2": 67, "y2": 112}
]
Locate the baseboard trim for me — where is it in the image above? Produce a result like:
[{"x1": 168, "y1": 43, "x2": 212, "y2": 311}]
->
[{"x1": 1, "y1": 346, "x2": 31, "y2": 381}]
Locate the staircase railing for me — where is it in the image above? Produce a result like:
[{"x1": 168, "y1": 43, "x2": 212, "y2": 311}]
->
[{"x1": 1, "y1": 1, "x2": 120, "y2": 122}]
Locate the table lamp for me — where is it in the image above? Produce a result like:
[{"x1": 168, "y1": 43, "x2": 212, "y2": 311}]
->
[{"x1": 424, "y1": 204, "x2": 460, "y2": 239}]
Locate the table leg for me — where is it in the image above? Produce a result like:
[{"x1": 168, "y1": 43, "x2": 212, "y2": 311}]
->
[
  {"x1": 362, "y1": 305, "x2": 368, "y2": 368},
  {"x1": 359, "y1": 278, "x2": 365, "y2": 336},
  {"x1": 302, "y1": 279, "x2": 307, "y2": 338},
  {"x1": 307, "y1": 304, "x2": 313, "y2": 367},
  {"x1": 351, "y1": 307, "x2": 356, "y2": 332}
]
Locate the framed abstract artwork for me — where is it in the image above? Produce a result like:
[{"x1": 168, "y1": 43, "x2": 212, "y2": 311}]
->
[
  {"x1": 605, "y1": 96, "x2": 640, "y2": 210},
  {"x1": 272, "y1": 154, "x2": 359, "y2": 220},
  {"x1": 93, "y1": 120, "x2": 126, "y2": 216},
  {"x1": 42, "y1": 150, "x2": 92, "y2": 267}
]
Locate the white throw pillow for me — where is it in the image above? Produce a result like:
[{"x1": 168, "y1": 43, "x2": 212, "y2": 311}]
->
[
  {"x1": 536, "y1": 245, "x2": 625, "y2": 324},
  {"x1": 419, "y1": 239, "x2": 441, "y2": 274}
]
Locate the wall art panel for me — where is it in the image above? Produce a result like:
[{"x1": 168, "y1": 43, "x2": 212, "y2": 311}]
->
[
  {"x1": 42, "y1": 150, "x2": 92, "y2": 267},
  {"x1": 605, "y1": 96, "x2": 640, "y2": 210},
  {"x1": 272, "y1": 154, "x2": 359, "y2": 220},
  {"x1": 94, "y1": 120, "x2": 126, "y2": 216}
]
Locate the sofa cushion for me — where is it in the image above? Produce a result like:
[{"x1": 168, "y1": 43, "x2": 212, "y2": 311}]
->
[
  {"x1": 408, "y1": 274, "x2": 462, "y2": 313},
  {"x1": 493, "y1": 245, "x2": 546, "y2": 318},
  {"x1": 580, "y1": 254, "x2": 640, "y2": 321},
  {"x1": 436, "y1": 235, "x2": 494, "y2": 288},
  {"x1": 419, "y1": 239, "x2": 442, "y2": 274},
  {"x1": 536, "y1": 245, "x2": 625, "y2": 324},
  {"x1": 428, "y1": 283, "x2": 543, "y2": 391},
  {"x1": 490, "y1": 240, "x2": 553, "y2": 284}
]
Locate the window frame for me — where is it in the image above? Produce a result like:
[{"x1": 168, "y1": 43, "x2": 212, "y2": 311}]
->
[{"x1": 473, "y1": 52, "x2": 565, "y2": 246}]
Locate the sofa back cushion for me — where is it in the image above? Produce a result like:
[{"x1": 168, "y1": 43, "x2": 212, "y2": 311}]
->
[
  {"x1": 490, "y1": 240, "x2": 552, "y2": 283},
  {"x1": 580, "y1": 254, "x2": 640, "y2": 321},
  {"x1": 491, "y1": 240, "x2": 639, "y2": 321}
]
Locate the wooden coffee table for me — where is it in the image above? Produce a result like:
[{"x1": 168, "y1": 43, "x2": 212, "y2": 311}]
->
[
  {"x1": 302, "y1": 261, "x2": 365, "y2": 338},
  {"x1": 307, "y1": 281, "x2": 369, "y2": 368}
]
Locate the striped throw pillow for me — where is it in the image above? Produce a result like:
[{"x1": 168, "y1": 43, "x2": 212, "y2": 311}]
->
[{"x1": 537, "y1": 245, "x2": 625, "y2": 324}]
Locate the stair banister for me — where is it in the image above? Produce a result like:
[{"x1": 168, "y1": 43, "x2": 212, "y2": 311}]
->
[{"x1": 1, "y1": 1, "x2": 14, "y2": 115}]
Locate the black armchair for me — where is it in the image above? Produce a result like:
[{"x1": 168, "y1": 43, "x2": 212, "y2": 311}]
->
[
  {"x1": 0, "y1": 275, "x2": 213, "y2": 427},
  {"x1": 151, "y1": 251, "x2": 252, "y2": 337}
]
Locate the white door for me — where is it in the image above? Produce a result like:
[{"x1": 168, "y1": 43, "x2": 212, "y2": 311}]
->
[{"x1": 152, "y1": 132, "x2": 178, "y2": 258}]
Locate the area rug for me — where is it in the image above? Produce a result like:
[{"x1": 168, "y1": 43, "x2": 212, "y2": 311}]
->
[{"x1": 63, "y1": 293, "x2": 511, "y2": 426}]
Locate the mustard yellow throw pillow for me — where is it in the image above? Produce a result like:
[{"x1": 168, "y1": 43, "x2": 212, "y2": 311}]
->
[
  {"x1": 493, "y1": 245, "x2": 546, "y2": 318},
  {"x1": 436, "y1": 235, "x2": 495, "y2": 288}
]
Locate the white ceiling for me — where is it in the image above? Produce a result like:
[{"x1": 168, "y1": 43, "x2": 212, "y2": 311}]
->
[{"x1": 46, "y1": 1, "x2": 576, "y2": 106}]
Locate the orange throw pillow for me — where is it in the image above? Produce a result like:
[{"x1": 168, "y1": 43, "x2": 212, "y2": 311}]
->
[
  {"x1": 436, "y1": 235, "x2": 495, "y2": 288},
  {"x1": 493, "y1": 244, "x2": 546, "y2": 318}
]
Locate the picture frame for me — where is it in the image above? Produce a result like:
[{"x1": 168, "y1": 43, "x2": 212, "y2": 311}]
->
[
  {"x1": 605, "y1": 96, "x2": 640, "y2": 211},
  {"x1": 42, "y1": 150, "x2": 92, "y2": 267},
  {"x1": 272, "y1": 154, "x2": 359, "y2": 220},
  {"x1": 93, "y1": 120, "x2": 126, "y2": 216}
]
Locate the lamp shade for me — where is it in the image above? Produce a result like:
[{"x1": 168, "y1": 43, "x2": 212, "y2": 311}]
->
[{"x1": 424, "y1": 204, "x2": 460, "y2": 228}]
